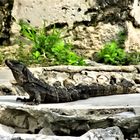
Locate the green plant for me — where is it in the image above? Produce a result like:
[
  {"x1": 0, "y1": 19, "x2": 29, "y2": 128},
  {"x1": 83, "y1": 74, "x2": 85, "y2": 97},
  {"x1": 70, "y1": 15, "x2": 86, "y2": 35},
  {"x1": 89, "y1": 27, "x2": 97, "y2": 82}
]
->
[
  {"x1": 117, "y1": 30, "x2": 127, "y2": 48},
  {"x1": 19, "y1": 21, "x2": 85, "y2": 66},
  {"x1": 96, "y1": 30, "x2": 130, "y2": 65},
  {"x1": 126, "y1": 51, "x2": 140, "y2": 65},
  {"x1": 96, "y1": 41, "x2": 126, "y2": 65}
]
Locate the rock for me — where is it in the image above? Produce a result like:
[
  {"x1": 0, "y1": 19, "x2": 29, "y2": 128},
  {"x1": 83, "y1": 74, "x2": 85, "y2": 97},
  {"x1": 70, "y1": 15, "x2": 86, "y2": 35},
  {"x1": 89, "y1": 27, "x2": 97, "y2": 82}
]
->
[
  {"x1": 130, "y1": 0, "x2": 140, "y2": 26},
  {"x1": 14, "y1": 127, "x2": 30, "y2": 134},
  {"x1": 73, "y1": 73, "x2": 93, "y2": 84},
  {"x1": 0, "y1": 0, "x2": 13, "y2": 45},
  {"x1": 12, "y1": 0, "x2": 91, "y2": 27},
  {"x1": 96, "y1": 75, "x2": 109, "y2": 84},
  {"x1": 109, "y1": 111, "x2": 140, "y2": 139},
  {"x1": 69, "y1": 23, "x2": 123, "y2": 56},
  {"x1": 38, "y1": 65, "x2": 138, "y2": 96},
  {"x1": 0, "y1": 123, "x2": 15, "y2": 134},
  {"x1": 125, "y1": 22, "x2": 140, "y2": 52},
  {"x1": 0, "y1": 134, "x2": 82, "y2": 140},
  {"x1": 0, "y1": 107, "x2": 38, "y2": 133},
  {"x1": 81, "y1": 126, "x2": 124, "y2": 140},
  {"x1": 0, "y1": 85, "x2": 13, "y2": 95},
  {"x1": 0, "y1": 65, "x2": 139, "y2": 96},
  {"x1": 0, "y1": 127, "x2": 124, "y2": 140},
  {"x1": 39, "y1": 128, "x2": 54, "y2": 135},
  {"x1": 0, "y1": 96, "x2": 139, "y2": 139}
]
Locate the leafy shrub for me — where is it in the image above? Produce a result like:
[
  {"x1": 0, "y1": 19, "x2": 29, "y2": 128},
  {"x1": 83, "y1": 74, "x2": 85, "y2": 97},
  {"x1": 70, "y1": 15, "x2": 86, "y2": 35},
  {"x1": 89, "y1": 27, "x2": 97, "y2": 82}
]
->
[
  {"x1": 96, "y1": 30, "x2": 140, "y2": 65},
  {"x1": 97, "y1": 41, "x2": 126, "y2": 65},
  {"x1": 19, "y1": 21, "x2": 85, "y2": 66}
]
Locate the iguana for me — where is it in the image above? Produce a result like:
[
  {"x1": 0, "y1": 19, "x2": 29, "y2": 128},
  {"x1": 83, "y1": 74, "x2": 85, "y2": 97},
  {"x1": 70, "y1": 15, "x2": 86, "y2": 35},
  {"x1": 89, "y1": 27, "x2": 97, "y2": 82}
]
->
[{"x1": 5, "y1": 59, "x2": 135, "y2": 105}]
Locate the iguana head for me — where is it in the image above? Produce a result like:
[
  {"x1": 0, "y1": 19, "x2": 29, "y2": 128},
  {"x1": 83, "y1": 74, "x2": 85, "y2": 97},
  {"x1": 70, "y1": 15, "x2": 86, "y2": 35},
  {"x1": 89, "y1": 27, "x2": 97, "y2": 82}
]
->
[
  {"x1": 5, "y1": 59, "x2": 25, "y2": 72},
  {"x1": 5, "y1": 59, "x2": 29, "y2": 85}
]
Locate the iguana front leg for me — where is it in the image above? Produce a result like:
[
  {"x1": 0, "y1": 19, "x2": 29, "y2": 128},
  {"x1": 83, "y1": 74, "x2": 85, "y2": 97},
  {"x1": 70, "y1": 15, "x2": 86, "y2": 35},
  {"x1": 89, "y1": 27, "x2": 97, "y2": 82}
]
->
[
  {"x1": 16, "y1": 91, "x2": 41, "y2": 105},
  {"x1": 34, "y1": 92, "x2": 41, "y2": 105},
  {"x1": 26, "y1": 93, "x2": 41, "y2": 105},
  {"x1": 16, "y1": 95, "x2": 34, "y2": 103},
  {"x1": 16, "y1": 97, "x2": 33, "y2": 102}
]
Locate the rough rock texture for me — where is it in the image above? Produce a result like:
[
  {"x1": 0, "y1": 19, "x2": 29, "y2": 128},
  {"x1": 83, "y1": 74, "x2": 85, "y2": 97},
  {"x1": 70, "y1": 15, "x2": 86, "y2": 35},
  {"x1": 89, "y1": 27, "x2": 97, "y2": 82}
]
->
[
  {"x1": 0, "y1": 0, "x2": 140, "y2": 56},
  {"x1": 125, "y1": 21, "x2": 140, "y2": 52},
  {"x1": 12, "y1": 0, "x2": 133, "y2": 27},
  {"x1": 109, "y1": 112, "x2": 140, "y2": 139},
  {"x1": 0, "y1": 65, "x2": 139, "y2": 139},
  {"x1": 1, "y1": 65, "x2": 140, "y2": 97},
  {"x1": 0, "y1": 127, "x2": 124, "y2": 140},
  {"x1": 0, "y1": 96, "x2": 139, "y2": 139},
  {"x1": 11, "y1": 0, "x2": 140, "y2": 57},
  {"x1": 0, "y1": 0, "x2": 13, "y2": 45},
  {"x1": 37, "y1": 65, "x2": 140, "y2": 94},
  {"x1": 82, "y1": 127, "x2": 124, "y2": 140},
  {"x1": 0, "y1": 123, "x2": 15, "y2": 134},
  {"x1": 67, "y1": 23, "x2": 124, "y2": 57},
  {"x1": 12, "y1": 0, "x2": 91, "y2": 27}
]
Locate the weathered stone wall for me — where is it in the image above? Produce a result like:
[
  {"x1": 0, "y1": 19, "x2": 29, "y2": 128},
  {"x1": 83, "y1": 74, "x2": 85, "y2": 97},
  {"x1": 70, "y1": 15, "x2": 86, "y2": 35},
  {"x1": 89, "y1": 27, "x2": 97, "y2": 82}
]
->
[
  {"x1": 0, "y1": 0, "x2": 13, "y2": 45},
  {"x1": 1, "y1": 0, "x2": 140, "y2": 56},
  {"x1": 12, "y1": 0, "x2": 133, "y2": 27},
  {"x1": 10, "y1": 0, "x2": 140, "y2": 58}
]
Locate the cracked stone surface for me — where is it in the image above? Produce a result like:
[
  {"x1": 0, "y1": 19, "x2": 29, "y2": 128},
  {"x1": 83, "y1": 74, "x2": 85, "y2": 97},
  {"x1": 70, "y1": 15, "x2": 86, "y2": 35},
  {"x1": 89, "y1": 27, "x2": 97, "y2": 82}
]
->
[
  {"x1": 10, "y1": 0, "x2": 140, "y2": 57},
  {"x1": 0, "y1": 95, "x2": 139, "y2": 139},
  {"x1": 0, "y1": 0, "x2": 13, "y2": 45},
  {"x1": 0, "y1": 126, "x2": 124, "y2": 140}
]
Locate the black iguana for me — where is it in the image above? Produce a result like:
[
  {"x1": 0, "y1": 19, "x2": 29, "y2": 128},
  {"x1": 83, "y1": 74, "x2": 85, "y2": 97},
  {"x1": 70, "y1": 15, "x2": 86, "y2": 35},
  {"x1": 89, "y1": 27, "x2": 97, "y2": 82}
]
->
[{"x1": 5, "y1": 59, "x2": 135, "y2": 105}]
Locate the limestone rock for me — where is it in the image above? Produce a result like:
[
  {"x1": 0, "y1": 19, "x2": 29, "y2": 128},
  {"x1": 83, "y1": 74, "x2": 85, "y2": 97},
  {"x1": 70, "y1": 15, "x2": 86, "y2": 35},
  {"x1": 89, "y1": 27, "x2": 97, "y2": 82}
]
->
[
  {"x1": 81, "y1": 126, "x2": 124, "y2": 140},
  {"x1": 0, "y1": 65, "x2": 139, "y2": 96},
  {"x1": 68, "y1": 23, "x2": 123, "y2": 56},
  {"x1": 125, "y1": 22, "x2": 140, "y2": 52},
  {"x1": 11, "y1": 0, "x2": 133, "y2": 28},
  {"x1": 0, "y1": 0, "x2": 13, "y2": 45},
  {"x1": 0, "y1": 123, "x2": 15, "y2": 134},
  {"x1": 38, "y1": 65, "x2": 138, "y2": 95},
  {"x1": 130, "y1": 0, "x2": 140, "y2": 26},
  {"x1": 12, "y1": 0, "x2": 91, "y2": 27},
  {"x1": 0, "y1": 95, "x2": 139, "y2": 139},
  {"x1": 109, "y1": 112, "x2": 140, "y2": 138},
  {"x1": 0, "y1": 134, "x2": 82, "y2": 140},
  {"x1": 0, "y1": 85, "x2": 13, "y2": 95},
  {"x1": 0, "y1": 127, "x2": 124, "y2": 140},
  {"x1": 39, "y1": 127, "x2": 54, "y2": 135}
]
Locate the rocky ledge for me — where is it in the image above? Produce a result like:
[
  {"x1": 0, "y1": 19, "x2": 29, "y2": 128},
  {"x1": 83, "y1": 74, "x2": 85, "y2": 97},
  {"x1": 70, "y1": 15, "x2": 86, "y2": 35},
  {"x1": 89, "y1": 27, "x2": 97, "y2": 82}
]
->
[
  {"x1": 0, "y1": 64, "x2": 140, "y2": 139},
  {"x1": 0, "y1": 95, "x2": 140, "y2": 140}
]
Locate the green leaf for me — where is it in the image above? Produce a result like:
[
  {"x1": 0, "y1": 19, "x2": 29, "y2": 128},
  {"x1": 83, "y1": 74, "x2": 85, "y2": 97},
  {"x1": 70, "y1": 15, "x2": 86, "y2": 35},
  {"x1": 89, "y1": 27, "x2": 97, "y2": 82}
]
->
[{"x1": 33, "y1": 51, "x2": 40, "y2": 59}]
